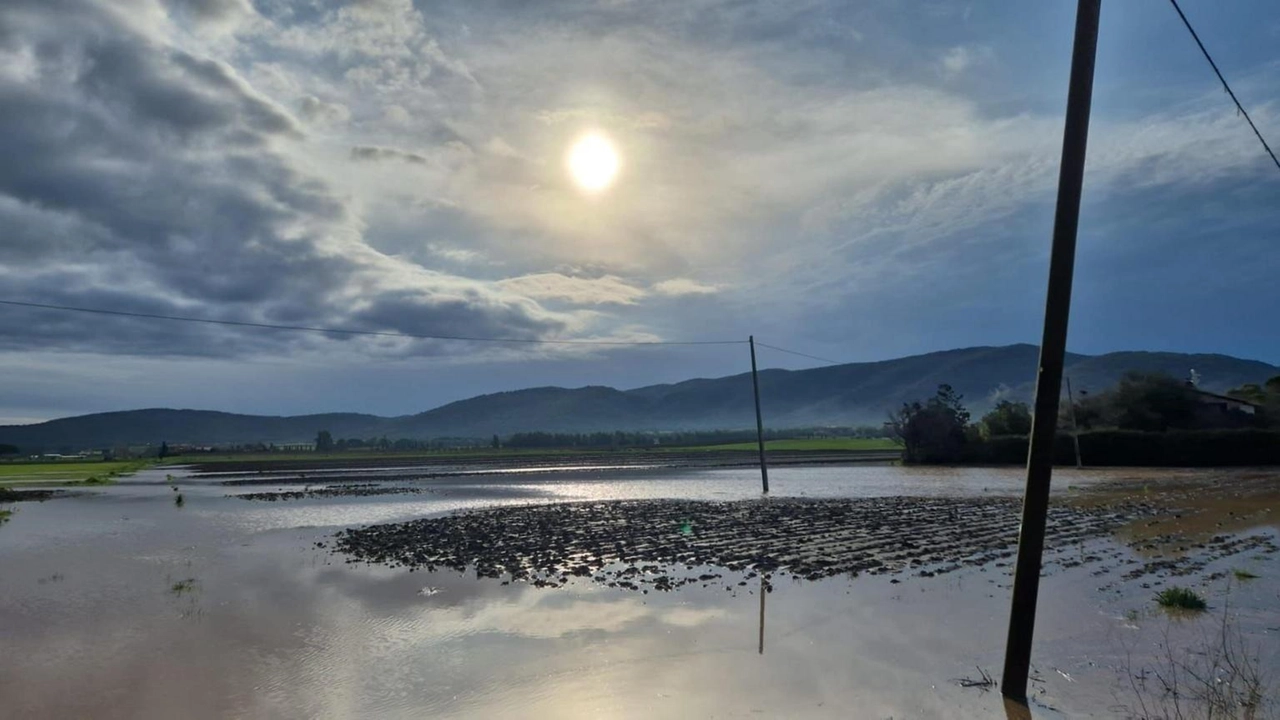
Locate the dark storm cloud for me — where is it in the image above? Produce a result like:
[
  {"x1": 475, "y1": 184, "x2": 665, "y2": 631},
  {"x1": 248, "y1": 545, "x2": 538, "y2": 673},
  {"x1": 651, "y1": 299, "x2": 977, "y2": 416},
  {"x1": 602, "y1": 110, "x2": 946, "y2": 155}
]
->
[
  {"x1": 0, "y1": 0, "x2": 572, "y2": 358},
  {"x1": 347, "y1": 290, "x2": 565, "y2": 342},
  {"x1": 75, "y1": 38, "x2": 301, "y2": 140}
]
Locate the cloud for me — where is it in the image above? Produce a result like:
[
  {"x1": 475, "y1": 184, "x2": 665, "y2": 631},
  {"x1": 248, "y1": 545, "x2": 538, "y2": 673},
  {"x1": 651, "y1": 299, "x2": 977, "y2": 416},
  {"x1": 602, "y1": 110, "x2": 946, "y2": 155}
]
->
[
  {"x1": 350, "y1": 145, "x2": 430, "y2": 164},
  {"x1": 297, "y1": 94, "x2": 350, "y2": 126},
  {"x1": 535, "y1": 107, "x2": 674, "y2": 132},
  {"x1": 166, "y1": 0, "x2": 255, "y2": 33},
  {"x1": 349, "y1": 141, "x2": 475, "y2": 168},
  {"x1": 382, "y1": 104, "x2": 412, "y2": 126},
  {"x1": 939, "y1": 45, "x2": 993, "y2": 76},
  {"x1": 1, "y1": 0, "x2": 1277, "y2": 423},
  {"x1": 651, "y1": 278, "x2": 721, "y2": 296},
  {"x1": 427, "y1": 243, "x2": 485, "y2": 265},
  {"x1": 0, "y1": 0, "x2": 583, "y2": 359},
  {"x1": 485, "y1": 136, "x2": 525, "y2": 159},
  {"x1": 497, "y1": 274, "x2": 648, "y2": 306},
  {"x1": 263, "y1": 0, "x2": 481, "y2": 92}
]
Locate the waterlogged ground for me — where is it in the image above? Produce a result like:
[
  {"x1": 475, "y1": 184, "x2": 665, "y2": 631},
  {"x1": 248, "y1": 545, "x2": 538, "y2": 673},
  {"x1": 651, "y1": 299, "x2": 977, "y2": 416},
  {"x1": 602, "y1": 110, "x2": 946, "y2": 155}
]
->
[{"x1": 0, "y1": 463, "x2": 1277, "y2": 719}]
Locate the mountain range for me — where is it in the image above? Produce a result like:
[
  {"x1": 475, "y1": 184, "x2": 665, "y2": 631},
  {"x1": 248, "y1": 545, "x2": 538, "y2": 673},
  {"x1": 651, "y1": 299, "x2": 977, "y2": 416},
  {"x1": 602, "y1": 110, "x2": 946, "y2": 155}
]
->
[{"x1": 3, "y1": 344, "x2": 1275, "y2": 450}]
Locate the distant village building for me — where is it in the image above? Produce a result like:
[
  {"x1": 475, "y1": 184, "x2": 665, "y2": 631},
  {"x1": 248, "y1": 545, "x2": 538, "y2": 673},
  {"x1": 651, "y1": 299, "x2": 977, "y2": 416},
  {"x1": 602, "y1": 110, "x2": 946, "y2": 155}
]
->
[
  {"x1": 1187, "y1": 385, "x2": 1259, "y2": 420},
  {"x1": 36, "y1": 452, "x2": 93, "y2": 460},
  {"x1": 276, "y1": 442, "x2": 316, "y2": 452}
]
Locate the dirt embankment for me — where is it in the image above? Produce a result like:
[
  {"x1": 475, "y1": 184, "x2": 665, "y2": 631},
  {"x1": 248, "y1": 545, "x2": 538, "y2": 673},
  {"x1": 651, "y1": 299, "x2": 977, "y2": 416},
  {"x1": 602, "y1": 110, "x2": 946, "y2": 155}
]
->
[{"x1": 0, "y1": 488, "x2": 64, "y2": 503}]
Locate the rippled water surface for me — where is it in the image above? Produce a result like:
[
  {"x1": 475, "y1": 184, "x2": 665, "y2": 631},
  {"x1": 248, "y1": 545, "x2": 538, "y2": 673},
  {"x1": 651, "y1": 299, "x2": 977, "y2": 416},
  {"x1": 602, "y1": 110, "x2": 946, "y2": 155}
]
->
[{"x1": 1, "y1": 464, "x2": 1276, "y2": 718}]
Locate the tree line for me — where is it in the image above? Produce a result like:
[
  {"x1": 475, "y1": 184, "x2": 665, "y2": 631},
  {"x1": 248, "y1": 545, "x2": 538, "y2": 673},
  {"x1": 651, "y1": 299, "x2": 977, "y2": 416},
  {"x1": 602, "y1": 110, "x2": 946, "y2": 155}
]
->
[
  {"x1": 501, "y1": 426, "x2": 884, "y2": 449},
  {"x1": 299, "y1": 426, "x2": 888, "y2": 453},
  {"x1": 314, "y1": 432, "x2": 489, "y2": 452},
  {"x1": 888, "y1": 372, "x2": 1280, "y2": 465}
]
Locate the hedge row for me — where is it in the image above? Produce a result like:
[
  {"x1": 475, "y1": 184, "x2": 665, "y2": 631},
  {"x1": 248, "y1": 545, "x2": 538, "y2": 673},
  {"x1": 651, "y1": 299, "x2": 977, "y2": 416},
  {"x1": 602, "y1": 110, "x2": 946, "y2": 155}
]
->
[{"x1": 957, "y1": 429, "x2": 1280, "y2": 467}]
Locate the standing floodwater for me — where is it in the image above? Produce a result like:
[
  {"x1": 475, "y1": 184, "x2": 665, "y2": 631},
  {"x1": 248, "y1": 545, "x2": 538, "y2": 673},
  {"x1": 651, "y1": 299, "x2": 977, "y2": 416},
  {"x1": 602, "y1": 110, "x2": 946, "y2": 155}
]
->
[{"x1": 1, "y1": 464, "x2": 1277, "y2": 718}]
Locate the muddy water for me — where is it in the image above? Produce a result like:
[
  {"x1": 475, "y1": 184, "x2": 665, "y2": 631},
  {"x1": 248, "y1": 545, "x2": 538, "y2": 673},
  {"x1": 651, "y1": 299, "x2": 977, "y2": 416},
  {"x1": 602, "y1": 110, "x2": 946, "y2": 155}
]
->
[{"x1": 1, "y1": 465, "x2": 1277, "y2": 719}]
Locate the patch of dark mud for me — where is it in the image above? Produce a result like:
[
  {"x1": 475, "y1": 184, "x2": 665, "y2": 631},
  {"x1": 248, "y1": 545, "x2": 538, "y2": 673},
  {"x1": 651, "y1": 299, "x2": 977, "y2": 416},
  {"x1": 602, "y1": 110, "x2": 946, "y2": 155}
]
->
[
  {"x1": 234, "y1": 484, "x2": 429, "y2": 501},
  {"x1": 222, "y1": 471, "x2": 533, "y2": 487},
  {"x1": 0, "y1": 488, "x2": 66, "y2": 502},
  {"x1": 1119, "y1": 532, "x2": 1278, "y2": 583},
  {"x1": 333, "y1": 496, "x2": 1223, "y2": 592},
  {"x1": 234, "y1": 483, "x2": 555, "y2": 502}
]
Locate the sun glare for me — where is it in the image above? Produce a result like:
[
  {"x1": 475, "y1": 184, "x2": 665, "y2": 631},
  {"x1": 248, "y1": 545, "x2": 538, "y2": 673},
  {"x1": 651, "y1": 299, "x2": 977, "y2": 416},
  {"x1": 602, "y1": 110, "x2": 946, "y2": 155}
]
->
[{"x1": 567, "y1": 132, "x2": 620, "y2": 193}]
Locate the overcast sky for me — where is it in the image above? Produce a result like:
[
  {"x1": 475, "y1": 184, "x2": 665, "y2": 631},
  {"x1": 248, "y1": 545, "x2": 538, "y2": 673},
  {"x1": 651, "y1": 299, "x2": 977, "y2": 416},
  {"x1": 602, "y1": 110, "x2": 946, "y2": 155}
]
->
[{"x1": 1, "y1": 0, "x2": 1278, "y2": 424}]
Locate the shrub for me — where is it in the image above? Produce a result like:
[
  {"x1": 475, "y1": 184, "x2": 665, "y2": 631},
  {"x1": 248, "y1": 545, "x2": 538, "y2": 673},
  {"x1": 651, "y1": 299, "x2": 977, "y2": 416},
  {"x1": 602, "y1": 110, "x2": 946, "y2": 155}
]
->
[{"x1": 1156, "y1": 586, "x2": 1207, "y2": 611}]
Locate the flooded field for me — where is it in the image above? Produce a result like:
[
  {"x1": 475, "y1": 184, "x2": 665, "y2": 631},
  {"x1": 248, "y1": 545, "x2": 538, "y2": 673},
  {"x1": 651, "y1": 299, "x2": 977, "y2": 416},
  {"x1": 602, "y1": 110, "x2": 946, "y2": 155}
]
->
[{"x1": 1, "y1": 463, "x2": 1277, "y2": 718}]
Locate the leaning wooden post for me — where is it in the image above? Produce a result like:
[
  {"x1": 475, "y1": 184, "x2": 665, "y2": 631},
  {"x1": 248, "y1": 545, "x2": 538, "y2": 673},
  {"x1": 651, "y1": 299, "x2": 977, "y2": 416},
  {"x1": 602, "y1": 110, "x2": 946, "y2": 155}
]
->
[
  {"x1": 1001, "y1": 0, "x2": 1100, "y2": 702},
  {"x1": 749, "y1": 336, "x2": 769, "y2": 494}
]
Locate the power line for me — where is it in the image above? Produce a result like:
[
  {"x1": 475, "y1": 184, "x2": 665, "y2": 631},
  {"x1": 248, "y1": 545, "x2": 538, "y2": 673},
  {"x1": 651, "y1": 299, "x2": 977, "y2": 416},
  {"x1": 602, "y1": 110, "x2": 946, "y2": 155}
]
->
[
  {"x1": 1168, "y1": 0, "x2": 1280, "y2": 172},
  {"x1": 0, "y1": 299, "x2": 744, "y2": 346},
  {"x1": 753, "y1": 341, "x2": 844, "y2": 366}
]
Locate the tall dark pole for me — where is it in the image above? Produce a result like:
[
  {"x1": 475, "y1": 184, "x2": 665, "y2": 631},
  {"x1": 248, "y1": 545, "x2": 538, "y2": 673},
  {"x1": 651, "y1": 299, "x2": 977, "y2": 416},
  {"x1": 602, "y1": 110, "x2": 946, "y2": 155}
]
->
[
  {"x1": 749, "y1": 336, "x2": 769, "y2": 494},
  {"x1": 1001, "y1": 0, "x2": 1100, "y2": 702}
]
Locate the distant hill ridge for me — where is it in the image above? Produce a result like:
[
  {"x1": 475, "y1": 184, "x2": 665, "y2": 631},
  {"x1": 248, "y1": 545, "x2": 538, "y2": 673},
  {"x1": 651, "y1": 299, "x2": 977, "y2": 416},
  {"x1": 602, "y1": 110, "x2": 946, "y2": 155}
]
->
[{"x1": 2, "y1": 344, "x2": 1275, "y2": 449}]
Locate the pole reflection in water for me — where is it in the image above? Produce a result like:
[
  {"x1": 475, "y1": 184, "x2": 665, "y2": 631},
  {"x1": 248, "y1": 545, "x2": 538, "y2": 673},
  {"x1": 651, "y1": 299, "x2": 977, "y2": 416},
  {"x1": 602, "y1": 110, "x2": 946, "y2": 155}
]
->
[{"x1": 757, "y1": 572, "x2": 768, "y2": 655}]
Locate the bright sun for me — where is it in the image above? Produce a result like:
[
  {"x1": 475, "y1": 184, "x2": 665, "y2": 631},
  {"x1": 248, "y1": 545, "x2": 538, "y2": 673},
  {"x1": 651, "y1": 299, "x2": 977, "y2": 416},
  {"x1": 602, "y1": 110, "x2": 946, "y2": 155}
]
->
[{"x1": 566, "y1": 132, "x2": 620, "y2": 193}]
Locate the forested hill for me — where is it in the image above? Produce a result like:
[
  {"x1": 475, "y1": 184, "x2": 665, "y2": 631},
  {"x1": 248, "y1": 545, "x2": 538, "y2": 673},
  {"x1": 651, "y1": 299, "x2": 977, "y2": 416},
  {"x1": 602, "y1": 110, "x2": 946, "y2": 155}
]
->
[{"x1": 2, "y1": 344, "x2": 1275, "y2": 449}]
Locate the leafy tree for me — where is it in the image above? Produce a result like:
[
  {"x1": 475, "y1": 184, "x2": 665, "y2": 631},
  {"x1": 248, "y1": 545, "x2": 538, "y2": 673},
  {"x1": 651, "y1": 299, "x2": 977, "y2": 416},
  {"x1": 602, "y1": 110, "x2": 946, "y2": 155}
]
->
[
  {"x1": 887, "y1": 384, "x2": 971, "y2": 463},
  {"x1": 0, "y1": 443, "x2": 19, "y2": 455},
  {"x1": 934, "y1": 384, "x2": 971, "y2": 426},
  {"x1": 1109, "y1": 372, "x2": 1200, "y2": 431},
  {"x1": 491, "y1": 434, "x2": 501, "y2": 450},
  {"x1": 1227, "y1": 383, "x2": 1268, "y2": 405},
  {"x1": 1064, "y1": 388, "x2": 1105, "y2": 430},
  {"x1": 1228, "y1": 375, "x2": 1280, "y2": 427},
  {"x1": 315, "y1": 430, "x2": 334, "y2": 453},
  {"x1": 981, "y1": 400, "x2": 1032, "y2": 437},
  {"x1": 158, "y1": 441, "x2": 170, "y2": 459}
]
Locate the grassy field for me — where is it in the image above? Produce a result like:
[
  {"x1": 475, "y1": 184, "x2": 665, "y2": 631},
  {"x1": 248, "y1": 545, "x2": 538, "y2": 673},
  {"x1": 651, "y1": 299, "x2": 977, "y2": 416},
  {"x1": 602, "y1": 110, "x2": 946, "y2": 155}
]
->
[
  {"x1": 162, "y1": 438, "x2": 899, "y2": 466},
  {"x1": 0, "y1": 460, "x2": 152, "y2": 486},
  {"x1": 670, "y1": 438, "x2": 899, "y2": 452},
  {"x1": 160, "y1": 448, "x2": 606, "y2": 464}
]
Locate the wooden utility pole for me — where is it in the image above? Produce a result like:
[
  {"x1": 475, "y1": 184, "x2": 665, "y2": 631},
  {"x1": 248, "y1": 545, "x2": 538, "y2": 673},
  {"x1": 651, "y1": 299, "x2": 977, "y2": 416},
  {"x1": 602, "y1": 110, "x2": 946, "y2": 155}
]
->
[
  {"x1": 1002, "y1": 0, "x2": 1101, "y2": 703},
  {"x1": 749, "y1": 336, "x2": 769, "y2": 494},
  {"x1": 1065, "y1": 376, "x2": 1084, "y2": 469}
]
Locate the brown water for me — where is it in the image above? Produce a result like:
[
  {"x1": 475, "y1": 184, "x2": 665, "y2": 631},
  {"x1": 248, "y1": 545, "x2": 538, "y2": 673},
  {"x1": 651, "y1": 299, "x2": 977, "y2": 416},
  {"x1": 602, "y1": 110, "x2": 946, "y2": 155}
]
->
[{"x1": 1, "y1": 465, "x2": 1277, "y2": 718}]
